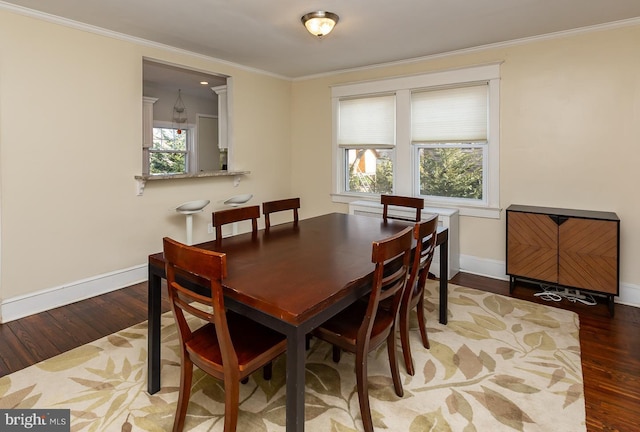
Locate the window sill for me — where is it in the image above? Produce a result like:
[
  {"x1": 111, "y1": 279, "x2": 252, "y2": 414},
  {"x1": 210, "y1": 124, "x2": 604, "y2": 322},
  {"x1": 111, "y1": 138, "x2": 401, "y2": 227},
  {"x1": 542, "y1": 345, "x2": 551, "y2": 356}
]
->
[
  {"x1": 330, "y1": 193, "x2": 502, "y2": 219},
  {"x1": 134, "y1": 170, "x2": 250, "y2": 195}
]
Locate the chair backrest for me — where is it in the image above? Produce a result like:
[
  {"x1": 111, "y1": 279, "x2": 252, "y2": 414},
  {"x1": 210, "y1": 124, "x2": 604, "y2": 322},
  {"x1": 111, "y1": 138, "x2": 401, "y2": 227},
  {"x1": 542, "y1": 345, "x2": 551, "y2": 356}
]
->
[
  {"x1": 262, "y1": 197, "x2": 300, "y2": 229},
  {"x1": 404, "y1": 215, "x2": 439, "y2": 303},
  {"x1": 381, "y1": 195, "x2": 424, "y2": 223},
  {"x1": 212, "y1": 205, "x2": 260, "y2": 240},
  {"x1": 162, "y1": 237, "x2": 237, "y2": 368},
  {"x1": 361, "y1": 226, "x2": 413, "y2": 339}
]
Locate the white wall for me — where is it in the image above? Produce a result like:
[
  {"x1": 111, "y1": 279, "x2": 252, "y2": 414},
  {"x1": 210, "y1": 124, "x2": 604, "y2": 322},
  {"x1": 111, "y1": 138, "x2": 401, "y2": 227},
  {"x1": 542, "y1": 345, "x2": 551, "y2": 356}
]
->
[
  {"x1": 291, "y1": 23, "x2": 640, "y2": 306},
  {"x1": 0, "y1": 10, "x2": 293, "y2": 320}
]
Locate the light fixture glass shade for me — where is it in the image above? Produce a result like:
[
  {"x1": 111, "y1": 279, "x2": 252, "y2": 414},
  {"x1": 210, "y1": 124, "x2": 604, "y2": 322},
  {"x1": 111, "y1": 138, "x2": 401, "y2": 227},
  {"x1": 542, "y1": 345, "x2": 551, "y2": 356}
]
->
[
  {"x1": 301, "y1": 11, "x2": 339, "y2": 38},
  {"x1": 172, "y1": 89, "x2": 188, "y2": 134}
]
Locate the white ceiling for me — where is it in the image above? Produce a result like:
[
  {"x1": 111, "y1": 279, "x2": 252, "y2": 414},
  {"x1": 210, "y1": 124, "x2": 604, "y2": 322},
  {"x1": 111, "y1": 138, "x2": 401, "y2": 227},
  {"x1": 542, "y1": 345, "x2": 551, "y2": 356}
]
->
[
  {"x1": 3, "y1": 0, "x2": 640, "y2": 79},
  {"x1": 143, "y1": 59, "x2": 228, "y2": 99}
]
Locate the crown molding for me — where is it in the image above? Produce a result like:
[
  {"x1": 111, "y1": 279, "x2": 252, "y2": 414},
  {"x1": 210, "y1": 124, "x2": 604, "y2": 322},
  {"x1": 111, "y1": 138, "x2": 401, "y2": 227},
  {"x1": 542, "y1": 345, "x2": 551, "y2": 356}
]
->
[
  {"x1": 0, "y1": 1, "x2": 289, "y2": 81},
  {"x1": 294, "y1": 17, "x2": 640, "y2": 81}
]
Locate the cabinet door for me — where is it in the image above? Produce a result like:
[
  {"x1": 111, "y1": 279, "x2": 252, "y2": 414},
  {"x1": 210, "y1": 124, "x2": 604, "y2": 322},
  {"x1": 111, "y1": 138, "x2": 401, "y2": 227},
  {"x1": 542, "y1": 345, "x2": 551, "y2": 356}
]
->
[
  {"x1": 507, "y1": 212, "x2": 558, "y2": 283},
  {"x1": 559, "y1": 218, "x2": 618, "y2": 294}
]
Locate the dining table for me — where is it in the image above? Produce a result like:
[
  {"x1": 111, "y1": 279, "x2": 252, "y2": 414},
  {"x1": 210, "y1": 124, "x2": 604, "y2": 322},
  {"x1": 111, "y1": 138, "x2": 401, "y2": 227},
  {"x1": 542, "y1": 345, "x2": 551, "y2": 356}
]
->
[{"x1": 146, "y1": 212, "x2": 449, "y2": 432}]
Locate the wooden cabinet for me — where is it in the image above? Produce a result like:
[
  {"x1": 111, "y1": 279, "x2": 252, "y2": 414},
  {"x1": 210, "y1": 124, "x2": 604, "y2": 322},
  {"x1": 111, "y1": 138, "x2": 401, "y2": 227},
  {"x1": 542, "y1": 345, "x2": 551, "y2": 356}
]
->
[{"x1": 506, "y1": 205, "x2": 619, "y2": 315}]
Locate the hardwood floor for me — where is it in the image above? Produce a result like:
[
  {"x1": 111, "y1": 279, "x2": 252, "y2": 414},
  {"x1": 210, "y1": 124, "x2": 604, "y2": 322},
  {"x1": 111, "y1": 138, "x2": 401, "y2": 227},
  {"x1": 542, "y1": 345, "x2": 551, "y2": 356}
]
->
[{"x1": 1, "y1": 273, "x2": 638, "y2": 432}]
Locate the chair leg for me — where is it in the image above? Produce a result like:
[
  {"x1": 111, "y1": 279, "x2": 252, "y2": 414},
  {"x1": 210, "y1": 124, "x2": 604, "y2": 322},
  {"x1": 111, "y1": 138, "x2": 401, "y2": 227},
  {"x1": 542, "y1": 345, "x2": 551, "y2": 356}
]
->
[
  {"x1": 173, "y1": 356, "x2": 194, "y2": 432},
  {"x1": 305, "y1": 334, "x2": 312, "y2": 350},
  {"x1": 399, "y1": 303, "x2": 415, "y2": 376},
  {"x1": 416, "y1": 295, "x2": 430, "y2": 349},
  {"x1": 387, "y1": 329, "x2": 404, "y2": 398},
  {"x1": 223, "y1": 379, "x2": 240, "y2": 432},
  {"x1": 332, "y1": 345, "x2": 341, "y2": 363},
  {"x1": 355, "y1": 350, "x2": 374, "y2": 432},
  {"x1": 262, "y1": 362, "x2": 273, "y2": 380}
]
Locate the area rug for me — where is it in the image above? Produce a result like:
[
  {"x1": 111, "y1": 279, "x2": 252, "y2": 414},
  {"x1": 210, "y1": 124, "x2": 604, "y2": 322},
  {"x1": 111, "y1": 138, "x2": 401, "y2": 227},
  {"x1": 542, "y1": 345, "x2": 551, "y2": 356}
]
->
[{"x1": 0, "y1": 282, "x2": 585, "y2": 431}]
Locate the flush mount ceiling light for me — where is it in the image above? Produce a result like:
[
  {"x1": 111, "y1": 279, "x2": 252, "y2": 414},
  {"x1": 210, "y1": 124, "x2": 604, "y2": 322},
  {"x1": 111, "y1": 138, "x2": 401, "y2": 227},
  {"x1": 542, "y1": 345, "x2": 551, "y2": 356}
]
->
[{"x1": 301, "y1": 11, "x2": 339, "y2": 38}]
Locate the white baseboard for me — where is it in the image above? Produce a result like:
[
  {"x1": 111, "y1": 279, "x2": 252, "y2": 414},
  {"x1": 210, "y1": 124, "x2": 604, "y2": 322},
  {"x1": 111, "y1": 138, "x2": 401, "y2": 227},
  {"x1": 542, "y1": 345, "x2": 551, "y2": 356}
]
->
[
  {"x1": 459, "y1": 254, "x2": 640, "y2": 309},
  {"x1": 616, "y1": 282, "x2": 640, "y2": 308},
  {"x1": 0, "y1": 264, "x2": 147, "y2": 323},
  {"x1": 459, "y1": 254, "x2": 508, "y2": 281}
]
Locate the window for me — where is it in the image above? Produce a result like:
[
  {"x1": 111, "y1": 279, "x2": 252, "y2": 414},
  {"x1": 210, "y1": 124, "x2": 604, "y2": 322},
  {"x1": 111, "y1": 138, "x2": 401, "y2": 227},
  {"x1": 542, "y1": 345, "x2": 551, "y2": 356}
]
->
[
  {"x1": 142, "y1": 59, "x2": 231, "y2": 176},
  {"x1": 338, "y1": 95, "x2": 395, "y2": 194},
  {"x1": 149, "y1": 127, "x2": 190, "y2": 174},
  {"x1": 331, "y1": 64, "x2": 500, "y2": 218},
  {"x1": 412, "y1": 84, "x2": 488, "y2": 203}
]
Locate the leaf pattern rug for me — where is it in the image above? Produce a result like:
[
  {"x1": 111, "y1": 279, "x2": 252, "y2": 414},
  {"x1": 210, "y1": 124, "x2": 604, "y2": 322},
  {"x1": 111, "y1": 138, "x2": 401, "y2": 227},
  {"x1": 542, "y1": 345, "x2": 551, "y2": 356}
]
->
[{"x1": 0, "y1": 282, "x2": 585, "y2": 431}]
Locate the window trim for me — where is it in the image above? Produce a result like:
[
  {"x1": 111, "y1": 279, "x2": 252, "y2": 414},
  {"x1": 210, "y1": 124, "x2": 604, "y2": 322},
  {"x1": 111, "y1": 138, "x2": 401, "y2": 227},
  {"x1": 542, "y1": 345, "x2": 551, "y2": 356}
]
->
[
  {"x1": 331, "y1": 63, "x2": 501, "y2": 218},
  {"x1": 150, "y1": 122, "x2": 195, "y2": 175}
]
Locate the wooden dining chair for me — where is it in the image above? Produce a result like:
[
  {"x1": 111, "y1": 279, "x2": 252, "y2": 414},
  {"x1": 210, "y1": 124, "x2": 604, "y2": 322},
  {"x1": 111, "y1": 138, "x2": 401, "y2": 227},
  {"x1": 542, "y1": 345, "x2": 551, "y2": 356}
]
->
[
  {"x1": 262, "y1": 197, "x2": 300, "y2": 229},
  {"x1": 312, "y1": 226, "x2": 413, "y2": 432},
  {"x1": 163, "y1": 237, "x2": 287, "y2": 432},
  {"x1": 212, "y1": 205, "x2": 260, "y2": 241},
  {"x1": 381, "y1": 194, "x2": 424, "y2": 223},
  {"x1": 399, "y1": 215, "x2": 439, "y2": 376}
]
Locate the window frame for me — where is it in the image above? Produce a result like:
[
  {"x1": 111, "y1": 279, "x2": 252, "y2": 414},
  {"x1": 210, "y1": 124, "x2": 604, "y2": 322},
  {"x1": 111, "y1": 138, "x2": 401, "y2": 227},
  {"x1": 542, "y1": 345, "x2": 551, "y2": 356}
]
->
[
  {"x1": 149, "y1": 122, "x2": 195, "y2": 175},
  {"x1": 414, "y1": 142, "x2": 488, "y2": 205},
  {"x1": 337, "y1": 93, "x2": 397, "y2": 196},
  {"x1": 331, "y1": 63, "x2": 501, "y2": 218}
]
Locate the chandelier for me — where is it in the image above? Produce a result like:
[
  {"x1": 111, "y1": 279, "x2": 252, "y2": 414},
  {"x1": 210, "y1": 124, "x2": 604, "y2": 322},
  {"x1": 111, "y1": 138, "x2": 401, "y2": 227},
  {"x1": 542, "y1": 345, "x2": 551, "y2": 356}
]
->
[{"x1": 172, "y1": 89, "x2": 188, "y2": 134}]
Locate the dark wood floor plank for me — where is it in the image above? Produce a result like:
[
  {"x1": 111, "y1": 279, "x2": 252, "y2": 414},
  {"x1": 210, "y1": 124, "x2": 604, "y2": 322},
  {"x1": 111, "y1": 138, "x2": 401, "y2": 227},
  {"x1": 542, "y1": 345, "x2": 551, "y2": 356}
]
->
[
  {"x1": 19, "y1": 312, "x2": 80, "y2": 354},
  {"x1": 1, "y1": 276, "x2": 638, "y2": 432},
  {"x1": 46, "y1": 303, "x2": 105, "y2": 347},
  {"x1": 0, "y1": 324, "x2": 34, "y2": 375},
  {"x1": 5, "y1": 318, "x2": 61, "y2": 365}
]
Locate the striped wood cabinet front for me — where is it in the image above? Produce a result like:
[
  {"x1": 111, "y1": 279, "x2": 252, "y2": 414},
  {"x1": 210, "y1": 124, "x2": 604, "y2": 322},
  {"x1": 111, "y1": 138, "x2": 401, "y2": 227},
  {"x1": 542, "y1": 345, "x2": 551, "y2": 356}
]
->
[{"x1": 506, "y1": 205, "x2": 619, "y2": 296}]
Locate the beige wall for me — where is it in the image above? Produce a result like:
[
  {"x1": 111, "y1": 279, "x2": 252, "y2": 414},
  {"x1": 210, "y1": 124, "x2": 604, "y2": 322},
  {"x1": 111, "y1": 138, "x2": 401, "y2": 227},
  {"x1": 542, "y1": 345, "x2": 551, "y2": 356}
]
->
[
  {"x1": 1, "y1": 8, "x2": 639, "y2": 309},
  {"x1": 291, "y1": 24, "x2": 640, "y2": 293},
  {"x1": 0, "y1": 10, "x2": 292, "y2": 300}
]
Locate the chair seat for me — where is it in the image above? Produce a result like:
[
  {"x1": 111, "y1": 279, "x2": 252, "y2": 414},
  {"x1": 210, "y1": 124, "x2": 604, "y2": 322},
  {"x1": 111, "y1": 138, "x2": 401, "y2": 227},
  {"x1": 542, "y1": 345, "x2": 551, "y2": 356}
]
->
[
  {"x1": 314, "y1": 300, "x2": 396, "y2": 349},
  {"x1": 187, "y1": 311, "x2": 286, "y2": 376}
]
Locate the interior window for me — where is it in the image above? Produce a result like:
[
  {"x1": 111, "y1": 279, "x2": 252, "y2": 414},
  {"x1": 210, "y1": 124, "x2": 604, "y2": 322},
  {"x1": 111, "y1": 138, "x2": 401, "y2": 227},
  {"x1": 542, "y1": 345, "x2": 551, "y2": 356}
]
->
[{"x1": 142, "y1": 59, "x2": 230, "y2": 175}]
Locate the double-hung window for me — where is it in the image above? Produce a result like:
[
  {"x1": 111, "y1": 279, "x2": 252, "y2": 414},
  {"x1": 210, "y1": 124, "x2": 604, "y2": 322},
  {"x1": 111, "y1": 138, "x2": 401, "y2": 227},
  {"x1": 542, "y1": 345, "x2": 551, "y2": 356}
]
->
[
  {"x1": 338, "y1": 94, "x2": 395, "y2": 194},
  {"x1": 332, "y1": 63, "x2": 500, "y2": 218},
  {"x1": 149, "y1": 127, "x2": 190, "y2": 175},
  {"x1": 412, "y1": 84, "x2": 488, "y2": 204}
]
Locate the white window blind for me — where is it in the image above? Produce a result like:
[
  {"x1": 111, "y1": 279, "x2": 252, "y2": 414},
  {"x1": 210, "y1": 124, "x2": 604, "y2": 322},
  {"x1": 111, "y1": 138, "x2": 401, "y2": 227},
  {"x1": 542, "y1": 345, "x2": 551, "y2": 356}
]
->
[
  {"x1": 338, "y1": 94, "x2": 395, "y2": 147},
  {"x1": 411, "y1": 85, "x2": 488, "y2": 143}
]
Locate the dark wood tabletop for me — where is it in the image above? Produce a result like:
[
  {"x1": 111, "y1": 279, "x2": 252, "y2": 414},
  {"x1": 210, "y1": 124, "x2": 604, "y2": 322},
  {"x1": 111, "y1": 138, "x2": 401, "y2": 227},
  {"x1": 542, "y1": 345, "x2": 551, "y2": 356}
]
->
[{"x1": 147, "y1": 212, "x2": 449, "y2": 432}]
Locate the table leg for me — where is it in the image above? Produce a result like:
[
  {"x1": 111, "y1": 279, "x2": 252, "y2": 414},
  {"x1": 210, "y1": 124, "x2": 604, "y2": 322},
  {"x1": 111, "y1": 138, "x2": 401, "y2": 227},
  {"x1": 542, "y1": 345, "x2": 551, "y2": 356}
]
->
[
  {"x1": 439, "y1": 238, "x2": 448, "y2": 325},
  {"x1": 286, "y1": 328, "x2": 306, "y2": 432},
  {"x1": 147, "y1": 268, "x2": 162, "y2": 394}
]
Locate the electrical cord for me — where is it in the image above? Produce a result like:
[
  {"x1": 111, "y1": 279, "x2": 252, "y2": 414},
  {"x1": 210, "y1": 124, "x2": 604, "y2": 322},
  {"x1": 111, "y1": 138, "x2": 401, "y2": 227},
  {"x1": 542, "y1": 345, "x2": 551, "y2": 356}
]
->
[
  {"x1": 533, "y1": 284, "x2": 598, "y2": 306},
  {"x1": 533, "y1": 291, "x2": 563, "y2": 302}
]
